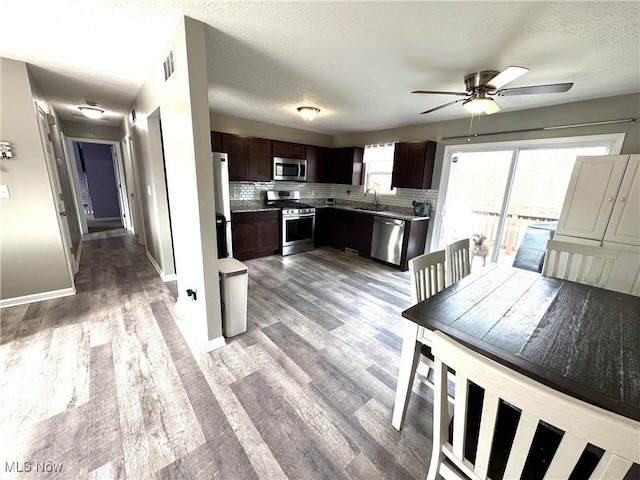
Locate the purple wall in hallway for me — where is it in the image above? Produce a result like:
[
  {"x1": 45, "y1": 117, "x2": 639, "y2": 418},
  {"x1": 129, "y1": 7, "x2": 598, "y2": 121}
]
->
[{"x1": 78, "y1": 142, "x2": 121, "y2": 219}]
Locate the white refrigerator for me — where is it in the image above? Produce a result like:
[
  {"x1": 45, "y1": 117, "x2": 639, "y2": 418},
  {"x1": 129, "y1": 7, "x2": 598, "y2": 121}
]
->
[{"x1": 212, "y1": 152, "x2": 233, "y2": 258}]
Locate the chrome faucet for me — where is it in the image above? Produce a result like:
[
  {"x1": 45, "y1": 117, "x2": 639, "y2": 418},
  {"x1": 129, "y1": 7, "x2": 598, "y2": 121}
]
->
[{"x1": 364, "y1": 188, "x2": 379, "y2": 210}]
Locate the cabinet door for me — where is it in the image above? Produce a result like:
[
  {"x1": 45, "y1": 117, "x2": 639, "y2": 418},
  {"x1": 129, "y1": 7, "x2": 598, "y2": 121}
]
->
[
  {"x1": 211, "y1": 131, "x2": 223, "y2": 152},
  {"x1": 247, "y1": 137, "x2": 272, "y2": 181},
  {"x1": 403, "y1": 142, "x2": 427, "y2": 189},
  {"x1": 604, "y1": 155, "x2": 640, "y2": 245},
  {"x1": 272, "y1": 141, "x2": 289, "y2": 157},
  {"x1": 222, "y1": 134, "x2": 247, "y2": 181},
  {"x1": 289, "y1": 143, "x2": 305, "y2": 159},
  {"x1": 305, "y1": 145, "x2": 320, "y2": 183},
  {"x1": 556, "y1": 155, "x2": 628, "y2": 240},
  {"x1": 391, "y1": 142, "x2": 409, "y2": 188},
  {"x1": 232, "y1": 222, "x2": 258, "y2": 259},
  {"x1": 258, "y1": 219, "x2": 280, "y2": 253},
  {"x1": 355, "y1": 213, "x2": 373, "y2": 256}
]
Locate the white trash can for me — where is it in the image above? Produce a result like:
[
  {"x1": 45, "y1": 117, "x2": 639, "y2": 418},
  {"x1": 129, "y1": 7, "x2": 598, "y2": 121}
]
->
[{"x1": 218, "y1": 258, "x2": 248, "y2": 337}]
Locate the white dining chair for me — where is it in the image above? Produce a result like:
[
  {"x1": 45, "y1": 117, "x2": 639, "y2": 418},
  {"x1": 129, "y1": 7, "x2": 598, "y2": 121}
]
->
[
  {"x1": 542, "y1": 239, "x2": 618, "y2": 289},
  {"x1": 427, "y1": 331, "x2": 640, "y2": 480},
  {"x1": 445, "y1": 238, "x2": 471, "y2": 286},
  {"x1": 408, "y1": 250, "x2": 447, "y2": 391}
]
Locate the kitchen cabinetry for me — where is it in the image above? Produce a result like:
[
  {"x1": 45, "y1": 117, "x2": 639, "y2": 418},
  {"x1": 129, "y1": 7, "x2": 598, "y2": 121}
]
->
[
  {"x1": 220, "y1": 133, "x2": 272, "y2": 182},
  {"x1": 211, "y1": 131, "x2": 223, "y2": 152},
  {"x1": 391, "y1": 140, "x2": 437, "y2": 190},
  {"x1": 272, "y1": 141, "x2": 305, "y2": 159},
  {"x1": 231, "y1": 210, "x2": 280, "y2": 260},
  {"x1": 247, "y1": 137, "x2": 272, "y2": 182},
  {"x1": 314, "y1": 208, "x2": 331, "y2": 247},
  {"x1": 329, "y1": 147, "x2": 364, "y2": 185},
  {"x1": 555, "y1": 154, "x2": 639, "y2": 296},
  {"x1": 305, "y1": 145, "x2": 331, "y2": 183},
  {"x1": 327, "y1": 209, "x2": 373, "y2": 256},
  {"x1": 556, "y1": 154, "x2": 639, "y2": 245}
]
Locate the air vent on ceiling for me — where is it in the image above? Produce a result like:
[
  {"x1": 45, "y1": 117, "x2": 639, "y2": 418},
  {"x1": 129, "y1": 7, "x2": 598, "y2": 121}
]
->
[
  {"x1": 163, "y1": 50, "x2": 176, "y2": 81},
  {"x1": 130, "y1": 107, "x2": 137, "y2": 125}
]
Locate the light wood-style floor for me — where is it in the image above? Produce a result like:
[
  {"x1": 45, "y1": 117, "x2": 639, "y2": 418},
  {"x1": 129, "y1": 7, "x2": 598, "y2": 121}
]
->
[{"x1": 0, "y1": 228, "x2": 434, "y2": 479}]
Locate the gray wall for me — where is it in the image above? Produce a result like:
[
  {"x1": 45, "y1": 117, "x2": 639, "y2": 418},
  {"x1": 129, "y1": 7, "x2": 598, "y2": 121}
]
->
[
  {"x1": 61, "y1": 121, "x2": 124, "y2": 142},
  {"x1": 0, "y1": 57, "x2": 72, "y2": 301},
  {"x1": 211, "y1": 112, "x2": 334, "y2": 147},
  {"x1": 122, "y1": 17, "x2": 223, "y2": 345},
  {"x1": 333, "y1": 93, "x2": 640, "y2": 187}
]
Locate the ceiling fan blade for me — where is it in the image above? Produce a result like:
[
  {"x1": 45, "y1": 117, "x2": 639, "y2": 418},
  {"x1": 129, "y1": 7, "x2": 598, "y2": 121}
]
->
[
  {"x1": 420, "y1": 98, "x2": 466, "y2": 114},
  {"x1": 483, "y1": 100, "x2": 502, "y2": 115},
  {"x1": 496, "y1": 83, "x2": 574, "y2": 96},
  {"x1": 412, "y1": 90, "x2": 469, "y2": 96},
  {"x1": 486, "y1": 66, "x2": 529, "y2": 90}
]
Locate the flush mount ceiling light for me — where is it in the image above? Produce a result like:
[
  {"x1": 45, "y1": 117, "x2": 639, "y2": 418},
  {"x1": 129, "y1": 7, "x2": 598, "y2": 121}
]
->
[
  {"x1": 78, "y1": 105, "x2": 104, "y2": 119},
  {"x1": 297, "y1": 106, "x2": 320, "y2": 120}
]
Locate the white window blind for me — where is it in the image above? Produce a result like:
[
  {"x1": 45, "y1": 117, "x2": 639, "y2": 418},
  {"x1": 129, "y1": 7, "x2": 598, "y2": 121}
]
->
[{"x1": 363, "y1": 143, "x2": 396, "y2": 195}]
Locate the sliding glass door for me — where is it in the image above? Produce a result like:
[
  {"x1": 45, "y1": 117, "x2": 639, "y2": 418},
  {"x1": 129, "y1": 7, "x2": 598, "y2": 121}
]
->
[{"x1": 433, "y1": 134, "x2": 624, "y2": 272}]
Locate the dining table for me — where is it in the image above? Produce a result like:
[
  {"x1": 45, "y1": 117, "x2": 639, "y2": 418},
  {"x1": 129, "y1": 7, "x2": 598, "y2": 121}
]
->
[{"x1": 392, "y1": 264, "x2": 640, "y2": 431}]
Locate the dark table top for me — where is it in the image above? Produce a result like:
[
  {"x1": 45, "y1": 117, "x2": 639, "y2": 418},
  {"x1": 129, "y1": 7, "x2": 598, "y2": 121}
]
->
[{"x1": 402, "y1": 264, "x2": 640, "y2": 422}]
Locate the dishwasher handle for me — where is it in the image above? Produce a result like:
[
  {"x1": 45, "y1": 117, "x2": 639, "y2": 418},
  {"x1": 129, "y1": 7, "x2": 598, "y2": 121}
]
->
[{"x1": 374, "y1": 217, "x2": 404, "y2": 226}]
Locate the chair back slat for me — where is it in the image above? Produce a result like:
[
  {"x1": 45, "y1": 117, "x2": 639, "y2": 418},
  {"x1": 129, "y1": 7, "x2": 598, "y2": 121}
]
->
[
  {"x1": 502, "y1": 412, "x2": 539, "y2": 480},
  {"x1": 426, "y1": 332, "x2": 640, "y2": 480},
  {"x1": 542, "y1": 434, "x2": 587, "y2": 480},
  {"x1": 446, "y1": 238, "x2": 471, "y2": 286},
  {"x1": 542, "y1": 240, "x2": 619, "y2": 289},
  {"x1": 409, "y1": 250, "x2": 446, "y2": 305}
]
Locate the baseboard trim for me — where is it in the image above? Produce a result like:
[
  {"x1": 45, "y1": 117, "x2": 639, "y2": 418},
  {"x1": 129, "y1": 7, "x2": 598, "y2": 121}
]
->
[
  {"x1": 0, "y1": 287, "x2": 76, "y2": 309},
  {"x1": 146, "y1": 250, "x2": 176, "y2": 282},
  {"x1": 205, "y1": 336, "x2": 226, "y2": 352}
]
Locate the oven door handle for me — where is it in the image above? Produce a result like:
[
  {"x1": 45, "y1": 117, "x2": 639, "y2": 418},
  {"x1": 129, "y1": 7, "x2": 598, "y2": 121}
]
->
[{"x1": 284, "y1": 214, "x2": 315, "y2": 220}]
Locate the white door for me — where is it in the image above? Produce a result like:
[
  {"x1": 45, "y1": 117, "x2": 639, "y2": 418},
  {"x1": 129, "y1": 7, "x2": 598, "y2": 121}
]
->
[
  {"x1": 35, "y1": 105, "x2": 76, "y2": 283},
  {"x1": 604, "y1": 154, "x2": 640, "y2": 245},
  {"x1": 555, "y1": 155, "x2": 628, "y2": 241},
  {"x1": 111, "y1": 145, "x2": 132, "y2": 231}
]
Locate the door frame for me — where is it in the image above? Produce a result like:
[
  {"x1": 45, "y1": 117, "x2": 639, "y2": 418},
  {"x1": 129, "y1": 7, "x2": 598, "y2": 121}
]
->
[
  {"x1": 431, "y1": 133, "x2": 626, "y2": 257},
  {"x1": 65, "y1": 136, "x2": 132, "y2": 235},
  {"x1": 35, "y1": 103, "x2": 76, "y2": 287}
]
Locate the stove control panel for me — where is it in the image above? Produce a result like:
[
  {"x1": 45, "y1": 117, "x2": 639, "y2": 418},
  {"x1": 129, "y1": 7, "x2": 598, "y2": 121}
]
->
[{"x1": 282, "y1": 207, "x2": 316, "y2": 215}]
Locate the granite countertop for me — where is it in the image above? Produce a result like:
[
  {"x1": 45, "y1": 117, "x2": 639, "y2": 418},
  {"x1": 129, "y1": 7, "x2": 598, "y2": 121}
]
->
[{"x1": 231, "y1": 201, "x2": 429, "y2": 221}]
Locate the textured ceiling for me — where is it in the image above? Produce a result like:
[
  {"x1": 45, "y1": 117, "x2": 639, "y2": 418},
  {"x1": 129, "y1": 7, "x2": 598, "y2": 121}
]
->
[{"x1": 2, "y1": 1, "x2": 639, "y2": 134}]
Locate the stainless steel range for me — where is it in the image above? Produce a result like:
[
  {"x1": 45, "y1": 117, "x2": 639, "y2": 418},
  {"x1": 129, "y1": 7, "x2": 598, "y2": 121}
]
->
[{"x1": 266, "y1": 190, "x2": 316, "y2": 256}]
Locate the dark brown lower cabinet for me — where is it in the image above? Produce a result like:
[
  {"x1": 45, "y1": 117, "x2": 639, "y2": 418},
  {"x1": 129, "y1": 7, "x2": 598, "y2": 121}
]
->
[
  {"x1": 325, "y1": 209, "x2": 373, "y2": 258},
  {"x1": 231, "y1": 211, "x2": 280, "y2": 260}
]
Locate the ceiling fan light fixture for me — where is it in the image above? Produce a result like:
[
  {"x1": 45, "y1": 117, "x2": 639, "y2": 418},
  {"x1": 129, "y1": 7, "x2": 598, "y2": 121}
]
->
[
  {"x1": 78, "y1": 106, "x2": 105, "y2": 119},
  {"x1": 463, "y1": 96, "x2": 495, "y2": 114},
  {"x1": 297, "y1": 106, "x2": 320, "y2": 120}
]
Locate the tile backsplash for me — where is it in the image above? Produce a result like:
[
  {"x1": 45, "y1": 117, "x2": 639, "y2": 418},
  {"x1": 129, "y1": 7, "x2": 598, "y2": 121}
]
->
[{"x1": 230, "y1": 181, "x2": 438, "y2": 212}]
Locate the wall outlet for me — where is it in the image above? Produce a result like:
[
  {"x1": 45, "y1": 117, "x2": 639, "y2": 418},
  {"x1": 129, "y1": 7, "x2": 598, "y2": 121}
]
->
[{"x1": 0, "y1": 185, "x2": 10, "y2": 199}]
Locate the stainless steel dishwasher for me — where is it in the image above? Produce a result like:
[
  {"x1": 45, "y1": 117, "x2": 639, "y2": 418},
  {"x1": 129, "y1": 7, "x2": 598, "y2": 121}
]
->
[{"x1": 370, "y1": 216, "x2": 405, "y2": 266}]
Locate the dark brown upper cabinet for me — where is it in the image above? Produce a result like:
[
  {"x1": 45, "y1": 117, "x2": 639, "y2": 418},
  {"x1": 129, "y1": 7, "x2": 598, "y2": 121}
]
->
[
  {"x1": 211, "y1": 131, "x2": 223, "y2": 152},
  {"x1": 330, "y1": 147, "x2": 364, "y2": 185},
  {"x1": 272, "y1": 141, "x2": 305, "y2": 159},
  {"x1": 305, "y1": 145, "x2": 332, "y2": 183},
  {"x1": 222, "y1": 133, "x2": 247, "y2": 181},
  {"x1": 391, "y1": 140, "x2": 437, "y2": 190},
  {"x1": 247, "y1": 137, "x2": 272, "y2": 182},
  {"x1": 220, "y1": 133, "x2": 272, "y2": 182}
]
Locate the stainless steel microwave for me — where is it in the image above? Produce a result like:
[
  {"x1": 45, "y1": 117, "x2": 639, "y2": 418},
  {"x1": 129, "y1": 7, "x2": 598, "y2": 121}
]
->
[{"x1": 273, "y1": 157, "x2": 307, "y2": 182}]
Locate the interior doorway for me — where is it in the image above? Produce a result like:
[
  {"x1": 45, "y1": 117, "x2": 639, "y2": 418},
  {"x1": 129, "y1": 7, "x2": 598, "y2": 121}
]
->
[
  {"x1": 65, "y1": 137, "x2": 132, "y2": 235},
  {"x1": 433, "y1": 134, "x2": 625, "y2": 272}
]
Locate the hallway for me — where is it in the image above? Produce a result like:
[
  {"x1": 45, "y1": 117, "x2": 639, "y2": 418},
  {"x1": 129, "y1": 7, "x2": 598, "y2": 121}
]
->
[{"x1": 0, "y1": 229, "x2": 433, "y2": 479}]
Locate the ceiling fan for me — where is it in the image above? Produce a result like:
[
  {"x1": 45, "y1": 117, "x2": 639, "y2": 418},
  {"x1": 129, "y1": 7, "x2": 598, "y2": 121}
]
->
[{"x1": 413, "y1": 66, "x2": 573, "y2": 115}]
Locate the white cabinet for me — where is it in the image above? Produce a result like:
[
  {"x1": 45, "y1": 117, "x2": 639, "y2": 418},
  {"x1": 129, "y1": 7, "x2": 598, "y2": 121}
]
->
[
  {"x1": 556, "y1": 154, "x2": 639, "y2": 246},
  {"x1": 555, "y1": 154, "x2": 640, "y2": 296},
  {"x1": 603, "y1": 155, "x2": 640, "y2": 245}
]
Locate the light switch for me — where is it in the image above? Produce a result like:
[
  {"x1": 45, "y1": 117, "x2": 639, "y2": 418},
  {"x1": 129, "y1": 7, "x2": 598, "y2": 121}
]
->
[{"x1": 0, "y1": 185, "x2": 10, "y2": 199}]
